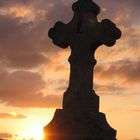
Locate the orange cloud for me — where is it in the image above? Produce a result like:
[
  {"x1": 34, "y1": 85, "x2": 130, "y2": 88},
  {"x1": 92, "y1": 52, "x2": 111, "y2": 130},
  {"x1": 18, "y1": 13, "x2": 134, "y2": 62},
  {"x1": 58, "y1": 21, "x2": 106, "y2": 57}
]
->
[
  {"x1": 0, "y1": 113, "x2": 26, "y2": 119},
  {"x1": 0, "y1": 68, "x2": 62, "y2": 108},
  {"x1": 0, "y1": 6, "x2": 33, "y2": 19},
  {"x1": 0, "y1": 132, "x2": 13, "y2": 139}
]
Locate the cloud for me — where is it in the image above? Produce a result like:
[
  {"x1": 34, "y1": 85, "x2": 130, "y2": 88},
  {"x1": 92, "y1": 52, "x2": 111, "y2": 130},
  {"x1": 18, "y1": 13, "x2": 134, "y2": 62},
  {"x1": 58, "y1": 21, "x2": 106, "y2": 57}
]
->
[
  {"x1": 94, "y1": 83, "x2": 125, "y2": 95},
  {"x1": 0, "y1": 0, "x2": 29, "y2": 8},
  {"x1": 0, "y1": 113, "x2": 26, "y2": 119},
  {"x1": 0, "y1": 0, "x2": 76, "y2": 70},
  {"x1": 95, "y1": 0, "x2": 140, "y2": 24},
  {"x1": 0, "y1": 133, "x2": 13, "y2": 139},
  {"x1": 0, "y1": 69, "x2": 62, "y2": 108},
  {"x1": 106, "y1": 105, "x2": 140, "y2": 115},
  {"x1": 0, "y1": 0, "x2": 68, "y2": 70},
  {"x1": 46, "y1": 77, "x2": 68, "y2": 91},
  {"x1": 0, "y1": 0, "x2": 139, "y2": 70},
  {"x1": 94, "y1": 58, "x2": 140, "y2": 96},
  {"x1": 0, "y1": 0, "x2": 139, "y2": 108},
  {"x1": 0, "y1": 14, "x2": 51, "y2": 69},
  {"x1": 95, "y1": 59, "x2": 140, "y2": 84}
]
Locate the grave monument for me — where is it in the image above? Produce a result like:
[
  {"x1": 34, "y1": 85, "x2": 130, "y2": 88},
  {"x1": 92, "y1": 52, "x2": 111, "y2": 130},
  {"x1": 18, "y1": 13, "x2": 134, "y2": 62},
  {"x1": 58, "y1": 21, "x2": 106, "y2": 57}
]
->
[{"x1": 44, "y1": 0, "x2": 121, "y2": 139}]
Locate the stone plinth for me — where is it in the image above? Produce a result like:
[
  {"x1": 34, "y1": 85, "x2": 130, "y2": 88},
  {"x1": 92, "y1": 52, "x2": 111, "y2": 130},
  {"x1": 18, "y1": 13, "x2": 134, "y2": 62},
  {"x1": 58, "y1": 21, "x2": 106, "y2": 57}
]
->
[{"x1": 44, "y1": 91, "x2": 116, "y2": 140}]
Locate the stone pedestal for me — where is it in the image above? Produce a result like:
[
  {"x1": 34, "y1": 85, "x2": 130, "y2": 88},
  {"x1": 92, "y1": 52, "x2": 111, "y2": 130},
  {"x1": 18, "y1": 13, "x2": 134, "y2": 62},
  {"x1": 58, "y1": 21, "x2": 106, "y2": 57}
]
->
[
  {"x1": 44, "y1": 90, "x2": 116, "y2": 140},
  {"x1": 44, "y1": 0, "x2": 121, "y2": 139}
]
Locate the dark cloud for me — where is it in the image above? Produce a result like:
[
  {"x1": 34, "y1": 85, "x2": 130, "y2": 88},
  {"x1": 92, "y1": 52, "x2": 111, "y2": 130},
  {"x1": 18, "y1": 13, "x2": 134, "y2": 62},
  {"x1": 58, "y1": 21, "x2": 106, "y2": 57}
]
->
[
  {"x1": 0, "y1": 0, "x2": 29, "y2": 7},
  {"x1": 94, "y1": 83, "x2": 125, "y2": 95},
  {"x1": 0, "y1": 133, "x2": 13, "y2": 139},
  {"x1": 0, "y1": 14, "x2": 51, "y2": 69},
  {"x1": 0, "y1": 69, "x2": 61, "y2": 108},
  {"x1": 46, "y1": 0, "x2": 74, "y2": 24},
  {"x1": 95, "y1": 59, "x2": 140, "y2": 83},
  {"x1": 0, "y1": 113, "x2": 26, "y2": 119},
  {"x1": 95, "y1": 0, "x2": 140, "y2": 24},
  {"x1": 0, "y1": 0, "x2": 76, "y2": 70}
]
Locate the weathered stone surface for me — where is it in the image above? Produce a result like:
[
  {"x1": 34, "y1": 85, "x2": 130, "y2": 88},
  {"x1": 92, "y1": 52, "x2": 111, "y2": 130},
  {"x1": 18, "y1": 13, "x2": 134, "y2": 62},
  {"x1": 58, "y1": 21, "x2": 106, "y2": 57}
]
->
[
  {"x1": 44, "y1": 0, "x2": 121, "y2": 139},
  {"x1": 44, "y1": 91, "x2": 117, "y2": 140},
  {"x1": 63, "y1": 90, "x2": 99, "y2": 115}
]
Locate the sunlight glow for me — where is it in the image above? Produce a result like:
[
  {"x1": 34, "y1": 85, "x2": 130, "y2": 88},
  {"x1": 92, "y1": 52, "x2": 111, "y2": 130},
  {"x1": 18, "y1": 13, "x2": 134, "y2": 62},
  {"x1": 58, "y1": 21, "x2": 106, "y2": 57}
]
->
[
  {"x1": 20, "y1": 125, "x2": 44, "y2": 140},
  {"x1": 29, "y1": 125, "x2": 44, "y2": 140},
  {"x1": 10, "y1": 112, "x2": 17, "y2": 117}
]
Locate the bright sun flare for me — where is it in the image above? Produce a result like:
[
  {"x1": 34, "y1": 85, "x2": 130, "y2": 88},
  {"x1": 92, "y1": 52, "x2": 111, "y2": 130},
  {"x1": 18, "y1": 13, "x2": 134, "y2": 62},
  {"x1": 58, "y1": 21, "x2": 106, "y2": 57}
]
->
[
  {"x1": 20, "y1": 125, "x2": 44, "y2": 140},
  {"x1": 29, "y1": 126, "x2": 44, "y2": 140}
]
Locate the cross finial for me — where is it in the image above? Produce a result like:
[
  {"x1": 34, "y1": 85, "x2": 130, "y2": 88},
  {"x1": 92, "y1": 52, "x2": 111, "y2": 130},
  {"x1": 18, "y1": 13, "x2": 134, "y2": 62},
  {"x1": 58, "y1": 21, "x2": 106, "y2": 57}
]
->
[{"x1": 72, "y1": 0, "x2": 100, "y2": 15}]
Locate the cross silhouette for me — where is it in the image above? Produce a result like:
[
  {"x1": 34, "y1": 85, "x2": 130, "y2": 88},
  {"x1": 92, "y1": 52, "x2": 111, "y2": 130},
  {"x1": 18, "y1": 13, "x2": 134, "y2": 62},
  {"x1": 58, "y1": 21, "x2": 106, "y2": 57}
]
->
[
  {"x1": 44, "y1": 1, "x2": 121, "y2": 139},
  {"x1": 48, "y1": 0, "x2": 121, "y2": 93}
]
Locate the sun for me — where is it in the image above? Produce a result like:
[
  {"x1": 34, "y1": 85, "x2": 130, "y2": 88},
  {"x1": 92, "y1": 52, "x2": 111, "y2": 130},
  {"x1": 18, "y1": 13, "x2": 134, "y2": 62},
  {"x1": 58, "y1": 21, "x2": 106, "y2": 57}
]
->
[
  {"x1": 22, "y1": 125, "x2": 44, "y2": 140},
  {"x1": 29, "y1": 126, "x2": 44, "y2": 140},
  {"x1": 31, "y1": 126, "x2": 44, "y2": 140}
]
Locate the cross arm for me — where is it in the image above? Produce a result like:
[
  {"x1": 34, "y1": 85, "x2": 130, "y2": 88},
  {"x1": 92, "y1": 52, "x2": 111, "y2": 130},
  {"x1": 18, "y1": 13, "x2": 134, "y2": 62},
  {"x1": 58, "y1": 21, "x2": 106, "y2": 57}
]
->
[
  {"x1": 100, "y1": 19, "x2": 121, "y2": 47},
  {"x1": 48, "y1": 22, "x2": 70, "y2": 49}
]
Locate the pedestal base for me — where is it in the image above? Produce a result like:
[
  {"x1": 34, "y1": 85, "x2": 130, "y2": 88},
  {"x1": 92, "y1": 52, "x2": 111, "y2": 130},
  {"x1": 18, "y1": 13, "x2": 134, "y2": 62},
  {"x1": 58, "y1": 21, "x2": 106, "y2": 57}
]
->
[{"x1": 44, "y1": 109, "x2": 117, "y2": 140}]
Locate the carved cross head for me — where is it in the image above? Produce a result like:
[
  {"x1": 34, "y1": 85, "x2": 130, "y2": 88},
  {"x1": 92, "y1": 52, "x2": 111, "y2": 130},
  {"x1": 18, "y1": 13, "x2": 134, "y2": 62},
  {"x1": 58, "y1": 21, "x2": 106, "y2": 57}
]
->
[{"x1": 48, "y1": 0, "x2": 121, "y2": 50}]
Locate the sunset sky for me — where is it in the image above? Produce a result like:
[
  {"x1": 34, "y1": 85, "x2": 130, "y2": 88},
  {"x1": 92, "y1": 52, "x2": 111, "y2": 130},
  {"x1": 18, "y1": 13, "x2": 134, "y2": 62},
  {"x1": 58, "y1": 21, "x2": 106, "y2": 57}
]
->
[{"x1": 0, "y1": 0, "x2": 140, "y2": 140}]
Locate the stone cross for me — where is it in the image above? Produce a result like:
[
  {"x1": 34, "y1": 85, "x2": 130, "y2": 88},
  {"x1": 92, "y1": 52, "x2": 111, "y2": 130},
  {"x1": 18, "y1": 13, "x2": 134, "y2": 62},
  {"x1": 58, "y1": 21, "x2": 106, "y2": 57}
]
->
[
  {"x1": 48, "y1": 0, "x2": 121, "y2": 109},
  {"x1": 44, "y1": 0, "x2": 121, "y2": 139}
]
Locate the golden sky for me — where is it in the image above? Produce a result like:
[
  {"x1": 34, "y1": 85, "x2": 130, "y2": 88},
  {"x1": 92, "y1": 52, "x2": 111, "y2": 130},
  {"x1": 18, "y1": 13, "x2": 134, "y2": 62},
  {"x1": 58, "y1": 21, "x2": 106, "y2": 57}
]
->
[{"x1": 0, "y1": 0, "x2": 140, "y2": 139}]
